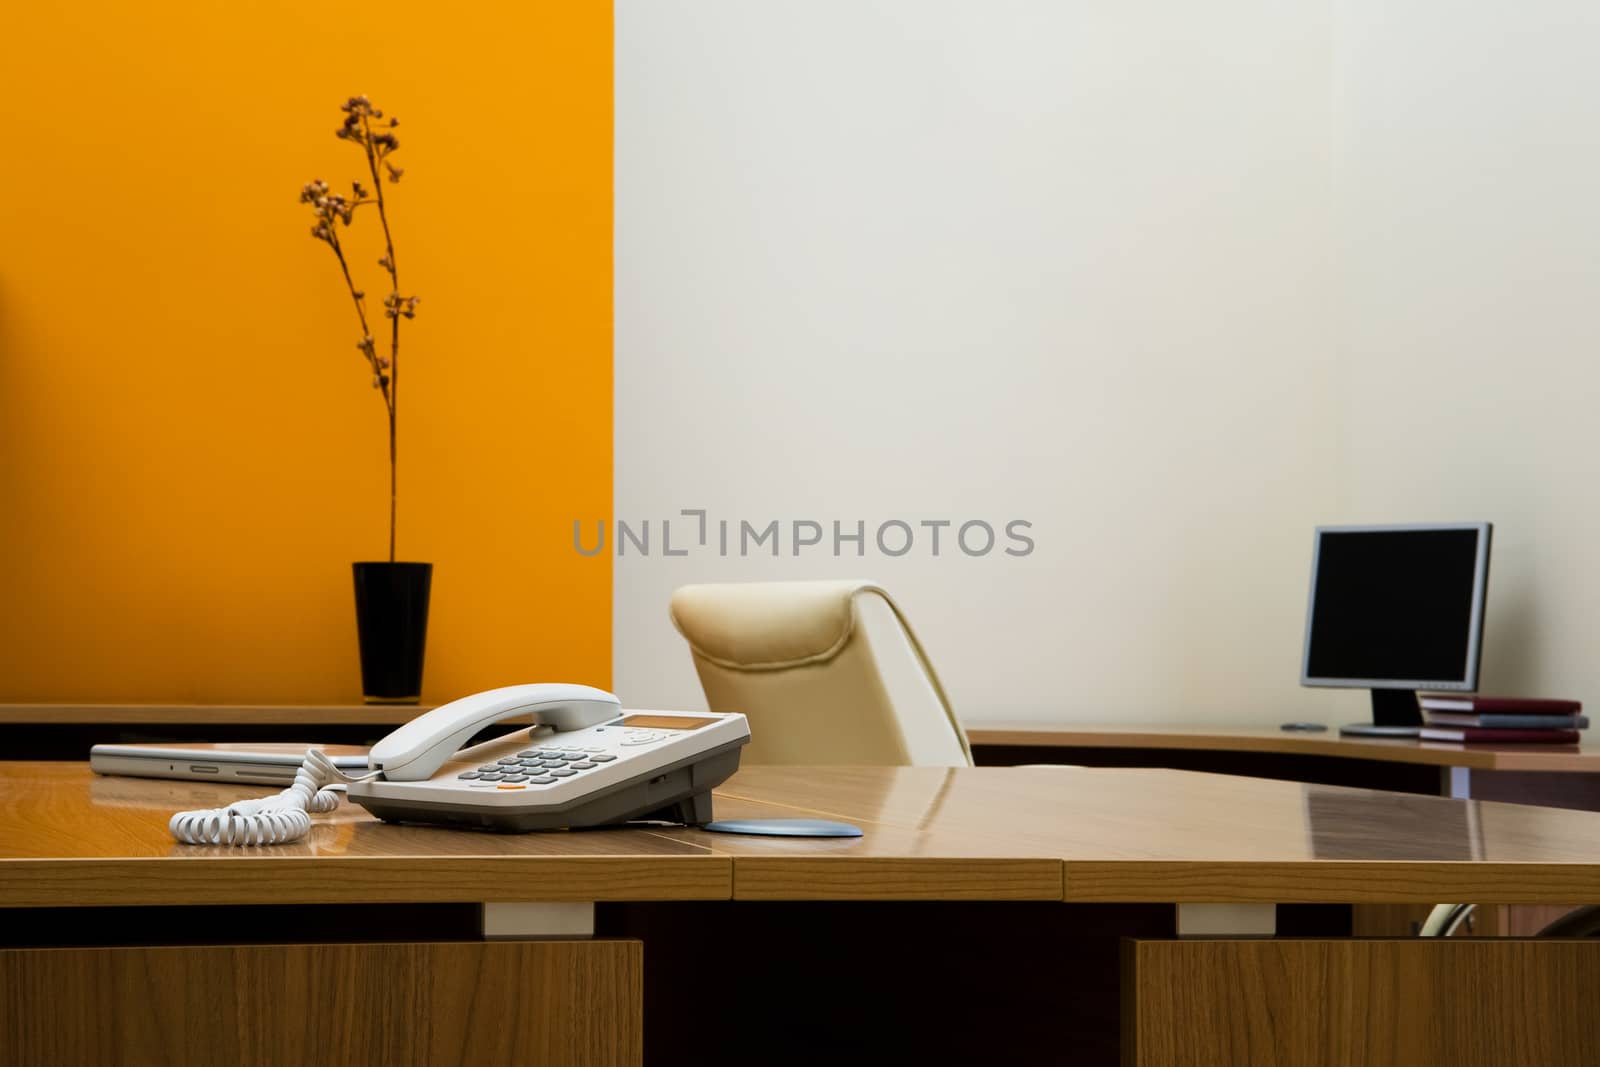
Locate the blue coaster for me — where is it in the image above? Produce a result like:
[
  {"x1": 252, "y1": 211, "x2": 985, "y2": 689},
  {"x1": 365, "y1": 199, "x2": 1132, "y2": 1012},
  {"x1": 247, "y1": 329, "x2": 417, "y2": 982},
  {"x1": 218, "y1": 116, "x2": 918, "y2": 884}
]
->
[{"x1": 703, "y1": 818, "x2": 863, "y2": 838}]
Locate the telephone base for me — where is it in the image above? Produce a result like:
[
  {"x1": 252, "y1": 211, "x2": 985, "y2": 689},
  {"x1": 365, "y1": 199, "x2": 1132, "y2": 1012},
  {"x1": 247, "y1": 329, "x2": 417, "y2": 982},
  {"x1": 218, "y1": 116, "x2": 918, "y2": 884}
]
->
[
  {"x1": 353, "y1": 741, "x2": 745, "y2": 833},
  {"x1": 638, "y1": 789, "x2": 715, "y2": 828}
]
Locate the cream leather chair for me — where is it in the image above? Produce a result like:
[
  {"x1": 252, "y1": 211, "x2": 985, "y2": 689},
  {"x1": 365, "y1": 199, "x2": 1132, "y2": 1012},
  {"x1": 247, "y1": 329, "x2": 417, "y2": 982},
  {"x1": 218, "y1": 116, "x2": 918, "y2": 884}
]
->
[{"x1": 669, "y1": 580, "x2": 973, "y2": 766}]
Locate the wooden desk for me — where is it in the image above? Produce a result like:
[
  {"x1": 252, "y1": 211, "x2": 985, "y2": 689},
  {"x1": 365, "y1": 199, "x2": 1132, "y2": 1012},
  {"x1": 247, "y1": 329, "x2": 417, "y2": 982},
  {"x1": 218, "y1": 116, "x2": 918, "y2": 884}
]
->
[
  {"x1": 12, "y1": 763, "x2": 1600, "y2": 908},
  {"x1": 968, "y1": 721, "x2": 1600, "y2": 813},
  {"x1": 6, "y1": 764, "x2": 1600, "y2": 1065}
]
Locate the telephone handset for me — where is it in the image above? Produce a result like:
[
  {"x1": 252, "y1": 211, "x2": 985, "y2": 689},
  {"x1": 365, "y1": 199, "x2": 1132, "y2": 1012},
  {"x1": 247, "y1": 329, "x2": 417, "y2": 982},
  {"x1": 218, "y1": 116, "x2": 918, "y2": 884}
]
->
[
  {"x1": 169, "y1": 683, "x2": 750, "y2": 845},
  {"x1": 367, "y1": 683, "x2": 621, "y2": 781}
]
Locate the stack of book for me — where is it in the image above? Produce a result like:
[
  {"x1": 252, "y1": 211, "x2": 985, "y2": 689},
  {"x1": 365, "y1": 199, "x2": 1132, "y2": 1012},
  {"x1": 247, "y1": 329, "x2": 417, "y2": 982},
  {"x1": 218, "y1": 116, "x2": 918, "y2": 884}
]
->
[{"x1": 1419, "y1": 695, "x2": 1588, "y2": 744}]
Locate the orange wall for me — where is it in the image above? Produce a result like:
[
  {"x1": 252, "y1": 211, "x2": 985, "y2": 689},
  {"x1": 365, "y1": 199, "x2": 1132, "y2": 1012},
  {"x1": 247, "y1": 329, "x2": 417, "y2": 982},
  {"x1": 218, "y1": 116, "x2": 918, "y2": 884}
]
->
[{"x1": 0, "y1": 3, "x2": 611, "y2": 702}]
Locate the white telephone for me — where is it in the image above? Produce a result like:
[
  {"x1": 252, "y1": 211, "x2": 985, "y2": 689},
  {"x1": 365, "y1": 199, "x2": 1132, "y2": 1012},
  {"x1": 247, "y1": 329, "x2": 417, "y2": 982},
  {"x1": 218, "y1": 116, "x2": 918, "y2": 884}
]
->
[{"x1": 169, "y1": 684, "x2": 750, "y2": 845}]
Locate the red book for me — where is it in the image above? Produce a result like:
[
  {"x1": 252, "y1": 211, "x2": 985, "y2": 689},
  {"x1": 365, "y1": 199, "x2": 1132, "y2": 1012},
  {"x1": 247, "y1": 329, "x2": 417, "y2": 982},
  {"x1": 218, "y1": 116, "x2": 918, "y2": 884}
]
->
[
  {"x1": 1419, "y1": 726, "x2": 1580, "y2": 744},
  {"x1": 1418, "y1": 695, "x2": 1582, "y2": 714}
]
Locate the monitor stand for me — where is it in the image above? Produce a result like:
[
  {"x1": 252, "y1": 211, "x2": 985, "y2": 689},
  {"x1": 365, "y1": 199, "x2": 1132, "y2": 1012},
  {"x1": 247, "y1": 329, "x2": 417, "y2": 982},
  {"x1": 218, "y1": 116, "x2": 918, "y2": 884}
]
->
[{"x1": 1339, "y1": 689, "x2": 1422, "y2": 738}]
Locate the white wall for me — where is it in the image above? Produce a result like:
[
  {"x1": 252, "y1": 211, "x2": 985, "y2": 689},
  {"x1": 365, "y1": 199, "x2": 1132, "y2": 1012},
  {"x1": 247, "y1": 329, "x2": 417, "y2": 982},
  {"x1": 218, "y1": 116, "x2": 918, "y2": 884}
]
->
[
  {"x1": 1334, "y1": 0, "x2": 1600, "y2": 704},
  {"x1": 614, "y1": 0, "x2": 1347, "y2": 723}
]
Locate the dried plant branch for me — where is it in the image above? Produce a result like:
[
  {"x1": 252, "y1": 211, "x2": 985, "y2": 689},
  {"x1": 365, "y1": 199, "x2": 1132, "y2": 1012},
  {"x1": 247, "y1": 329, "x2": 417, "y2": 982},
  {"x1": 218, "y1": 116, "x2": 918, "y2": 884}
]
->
[{"x1": 302, "y1": 95, "x2": 418, "y2": 563}]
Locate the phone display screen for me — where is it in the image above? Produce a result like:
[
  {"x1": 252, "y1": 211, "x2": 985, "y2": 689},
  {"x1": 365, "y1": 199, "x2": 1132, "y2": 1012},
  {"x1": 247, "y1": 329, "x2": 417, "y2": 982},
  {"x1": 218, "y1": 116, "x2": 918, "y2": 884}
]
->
[{"x1": 619, "y1": 714, "x2": 721, "y2": 731}]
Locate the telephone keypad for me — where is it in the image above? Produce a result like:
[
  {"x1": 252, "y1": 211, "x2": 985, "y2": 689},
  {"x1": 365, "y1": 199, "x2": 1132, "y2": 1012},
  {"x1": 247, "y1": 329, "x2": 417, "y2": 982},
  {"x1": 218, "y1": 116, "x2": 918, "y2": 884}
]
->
[{"x1": 450, "y1": 727, "x2": 666, "y2": 792}]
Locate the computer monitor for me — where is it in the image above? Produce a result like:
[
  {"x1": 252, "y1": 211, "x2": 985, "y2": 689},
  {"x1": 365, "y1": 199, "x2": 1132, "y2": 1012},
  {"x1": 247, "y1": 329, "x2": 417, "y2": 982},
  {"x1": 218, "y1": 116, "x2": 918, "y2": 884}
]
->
[{"x1": 1301, "y1": 523, "x2": 1492, "y2": 737}]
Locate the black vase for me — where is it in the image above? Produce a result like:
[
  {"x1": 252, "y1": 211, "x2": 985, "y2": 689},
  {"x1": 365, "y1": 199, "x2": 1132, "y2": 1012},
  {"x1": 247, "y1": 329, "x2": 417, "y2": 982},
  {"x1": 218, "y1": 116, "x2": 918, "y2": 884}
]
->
[{"x1": 352, "y1": 562, "x2": 433, "y2": 704}]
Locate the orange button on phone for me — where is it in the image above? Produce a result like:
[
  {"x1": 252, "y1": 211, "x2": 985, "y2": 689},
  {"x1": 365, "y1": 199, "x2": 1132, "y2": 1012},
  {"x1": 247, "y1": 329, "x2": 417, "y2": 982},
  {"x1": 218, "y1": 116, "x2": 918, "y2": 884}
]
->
[{"x1": 496, "y1": 784, "x2": 526, "y2": 790}]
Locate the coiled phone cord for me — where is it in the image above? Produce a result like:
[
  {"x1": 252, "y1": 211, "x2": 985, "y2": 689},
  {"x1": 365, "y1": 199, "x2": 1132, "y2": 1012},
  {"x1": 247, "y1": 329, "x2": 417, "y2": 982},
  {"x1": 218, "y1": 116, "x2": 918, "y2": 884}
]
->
[{"x1": 169, "y1": 749, "x2": 373, "y2": 846}]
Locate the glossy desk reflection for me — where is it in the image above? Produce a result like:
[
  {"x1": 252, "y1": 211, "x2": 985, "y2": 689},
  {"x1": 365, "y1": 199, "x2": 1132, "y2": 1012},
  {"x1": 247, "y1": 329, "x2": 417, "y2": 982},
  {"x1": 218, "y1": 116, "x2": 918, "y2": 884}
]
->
[
  {"x1": 10, "y1": 763, "x2": 1600, "y2": 906},
  {"x1": 702, "y1": 765, "x2": 1600, "y2": 902}
]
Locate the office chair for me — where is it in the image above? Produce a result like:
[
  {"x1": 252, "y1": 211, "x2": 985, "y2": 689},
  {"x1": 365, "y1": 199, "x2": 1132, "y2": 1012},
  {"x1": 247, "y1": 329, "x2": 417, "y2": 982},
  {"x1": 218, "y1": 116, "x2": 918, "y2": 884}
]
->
[
  {"x1": 668, "y1": 580, "x2": 973, "y2": 766},
  {"x1": 1533, "y1": 906, "x2": 1600, "y2": 936},
  {"x1": 1422, "y1": 903, "x2": 1600, "y2": 938},
  {"x1": 1420, "y1": 903, "x2": 1475, "y2": 937}
]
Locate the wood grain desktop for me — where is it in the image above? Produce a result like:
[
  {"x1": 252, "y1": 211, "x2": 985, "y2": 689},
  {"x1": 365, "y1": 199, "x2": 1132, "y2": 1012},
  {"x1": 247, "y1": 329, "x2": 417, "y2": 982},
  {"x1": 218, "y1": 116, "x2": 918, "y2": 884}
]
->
[
  {"x1": 9, "y1": 763, "x2": 1600, "y2": 906},
  {"x1": 0, "y1": 762, "x2": 728, "y2": 908}
]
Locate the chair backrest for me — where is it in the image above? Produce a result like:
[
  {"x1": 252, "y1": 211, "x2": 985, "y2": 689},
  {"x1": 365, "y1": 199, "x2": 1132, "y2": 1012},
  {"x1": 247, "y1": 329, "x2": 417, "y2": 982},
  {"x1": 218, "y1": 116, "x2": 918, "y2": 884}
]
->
[{"x1": 668, "y1": 580, "x2": 972, "y2": 767}]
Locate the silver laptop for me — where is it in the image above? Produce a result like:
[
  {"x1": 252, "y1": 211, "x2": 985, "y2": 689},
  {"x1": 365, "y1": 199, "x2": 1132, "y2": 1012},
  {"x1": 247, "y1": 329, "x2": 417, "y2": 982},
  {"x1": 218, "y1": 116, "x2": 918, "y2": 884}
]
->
[{"x1": 90, "y1": 742, "x2": 371, "y2": 785}]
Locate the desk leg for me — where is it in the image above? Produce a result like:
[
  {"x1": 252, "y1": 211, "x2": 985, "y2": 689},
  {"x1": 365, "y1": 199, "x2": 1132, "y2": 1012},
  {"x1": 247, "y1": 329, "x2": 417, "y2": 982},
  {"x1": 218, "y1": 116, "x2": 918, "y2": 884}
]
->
[
  {"x1": 483, "y1": 901, "x2": 596, "y2": 938},
  {"x1": 1175, "y1": 903, "x2": 1276, "y2": 936}
]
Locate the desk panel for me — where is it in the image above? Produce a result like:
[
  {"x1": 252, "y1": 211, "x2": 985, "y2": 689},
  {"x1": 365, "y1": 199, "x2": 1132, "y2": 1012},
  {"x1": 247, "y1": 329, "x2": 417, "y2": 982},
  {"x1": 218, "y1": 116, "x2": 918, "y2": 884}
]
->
[
  {"x1": 1124, "y1": 938, "x2": 1600, "y2": 1067},
  {"x1": 2, "y1": 940, "x2": 641, "y2": 1067}
]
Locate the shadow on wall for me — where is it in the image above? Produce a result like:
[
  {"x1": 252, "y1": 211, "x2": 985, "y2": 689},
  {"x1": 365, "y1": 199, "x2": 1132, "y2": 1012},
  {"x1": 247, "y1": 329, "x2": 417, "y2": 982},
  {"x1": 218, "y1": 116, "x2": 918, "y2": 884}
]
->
[
  {"x1": 1481, "y1": 578, "x2": 1540, "y2": 696},
  {"x1": 0, "y1": 282, "x2": 49, "y2": 670}
]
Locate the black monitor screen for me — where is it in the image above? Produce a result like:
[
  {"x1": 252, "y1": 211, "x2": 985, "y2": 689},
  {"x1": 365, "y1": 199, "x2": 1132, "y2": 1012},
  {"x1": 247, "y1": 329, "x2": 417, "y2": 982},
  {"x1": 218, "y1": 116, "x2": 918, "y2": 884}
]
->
[{"x1": 1303, "y1": 526, "x2": 1488, "y2": 686}]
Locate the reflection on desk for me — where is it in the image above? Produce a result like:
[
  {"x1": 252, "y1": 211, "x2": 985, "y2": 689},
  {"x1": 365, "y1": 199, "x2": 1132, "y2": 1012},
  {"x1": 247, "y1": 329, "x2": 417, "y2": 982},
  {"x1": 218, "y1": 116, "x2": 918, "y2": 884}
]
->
[
  {"x1": 1303, "y1": 785, "x2": 1481, "y2": 861},
  {"x1": 10, "y1": 763, "x2": 1600, "y2": 906}
]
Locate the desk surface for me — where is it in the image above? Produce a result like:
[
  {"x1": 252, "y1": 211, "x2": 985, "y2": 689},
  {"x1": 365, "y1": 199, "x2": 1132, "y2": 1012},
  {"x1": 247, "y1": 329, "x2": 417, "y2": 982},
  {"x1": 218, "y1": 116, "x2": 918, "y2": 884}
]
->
[
  {"x1": 966, "y1": 722, "x2": 1600, "y2": 772},
  {"x1": 7, "y1": 763, "x2": 1600, "y2": 908}
]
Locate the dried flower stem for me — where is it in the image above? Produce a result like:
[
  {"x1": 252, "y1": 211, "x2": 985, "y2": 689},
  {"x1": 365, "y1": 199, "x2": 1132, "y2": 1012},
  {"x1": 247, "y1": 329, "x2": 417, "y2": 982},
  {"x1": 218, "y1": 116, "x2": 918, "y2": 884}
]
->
[
  {"x1": 318, "y1": 198, "x2": 395, "y2": 559},
  {"x1": 329, "y1": 238, "x2": 389, "y2": 417},
  {"x1": 359, "y1": 112, "x2": 402, "y2": 564},
  {"x1": 302, "y1": 97, "x2": 417, "y2": 565}
]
